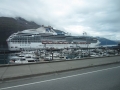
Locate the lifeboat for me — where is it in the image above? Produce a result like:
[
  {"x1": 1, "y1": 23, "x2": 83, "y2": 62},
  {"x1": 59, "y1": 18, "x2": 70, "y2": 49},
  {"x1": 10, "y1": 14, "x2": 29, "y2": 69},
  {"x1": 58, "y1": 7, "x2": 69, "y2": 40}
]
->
[
  {"x1": 63, "y1": 42, "x2": 68, "y2": 44},
  {"x1": 48, "y1": 41, "x2": 53, "y2": 44},
  {"x1": 42, "y1": 41, "x2": 47, "y2": 44},
  {"x1": 58, "y1": 41, "x2": 63, "y2": 44}
]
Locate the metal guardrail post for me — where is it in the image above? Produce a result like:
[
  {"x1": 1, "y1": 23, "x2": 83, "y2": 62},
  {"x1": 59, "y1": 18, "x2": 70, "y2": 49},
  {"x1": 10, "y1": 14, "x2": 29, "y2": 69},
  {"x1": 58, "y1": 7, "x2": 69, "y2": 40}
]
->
[{"x1": 4, "y1": 50, "x2": 5, "y2": 64}]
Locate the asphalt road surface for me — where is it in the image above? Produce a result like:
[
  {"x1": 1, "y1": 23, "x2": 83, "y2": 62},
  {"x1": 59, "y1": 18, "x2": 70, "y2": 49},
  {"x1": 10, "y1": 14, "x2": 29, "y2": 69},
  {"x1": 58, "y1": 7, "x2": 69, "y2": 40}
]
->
[{"x1": 0, "y1": 63, "x2": 120, "y2": 90}]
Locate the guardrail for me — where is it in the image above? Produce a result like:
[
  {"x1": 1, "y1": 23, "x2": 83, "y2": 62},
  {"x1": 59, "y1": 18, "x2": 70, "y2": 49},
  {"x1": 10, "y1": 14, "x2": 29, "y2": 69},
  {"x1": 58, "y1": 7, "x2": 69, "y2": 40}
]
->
[
  {"x1": 0, "y1": 55, "x2": 120, "y2": 81},
  {"x1": 0, "y1": 54, "x2": 120, "y2": 67}
]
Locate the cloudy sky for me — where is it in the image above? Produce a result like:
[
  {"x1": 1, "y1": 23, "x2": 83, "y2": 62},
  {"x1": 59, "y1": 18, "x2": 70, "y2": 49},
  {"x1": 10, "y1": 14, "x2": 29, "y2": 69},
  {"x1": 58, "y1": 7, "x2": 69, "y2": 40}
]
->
[{"x1": 0, "y1": 0, "x2": 120, "y2": 40}]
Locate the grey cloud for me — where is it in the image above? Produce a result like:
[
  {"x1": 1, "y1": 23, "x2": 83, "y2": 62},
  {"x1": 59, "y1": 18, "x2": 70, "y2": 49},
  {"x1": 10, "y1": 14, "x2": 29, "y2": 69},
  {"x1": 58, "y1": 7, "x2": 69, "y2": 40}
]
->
[
  {"x1": 0, "y1": 0, "x2": 120, "y2": 40},
  {"x1": 72, "y1": 0, "x2": 120, "y2": 33}
]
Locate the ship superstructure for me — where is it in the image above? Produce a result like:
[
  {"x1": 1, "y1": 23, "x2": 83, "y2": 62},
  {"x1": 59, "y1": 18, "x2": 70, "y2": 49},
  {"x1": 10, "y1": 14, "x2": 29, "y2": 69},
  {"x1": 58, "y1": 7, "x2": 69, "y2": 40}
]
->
[{"x1": 6, "y1": 25, "x2": 100, "y2": 51}]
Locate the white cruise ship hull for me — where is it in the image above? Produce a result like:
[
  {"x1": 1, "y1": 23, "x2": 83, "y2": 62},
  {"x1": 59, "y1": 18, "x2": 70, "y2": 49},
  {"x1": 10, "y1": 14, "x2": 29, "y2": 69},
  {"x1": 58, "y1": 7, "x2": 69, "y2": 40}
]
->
[
  {"x1": 6, "y1": 26, "x2": 100, "y2": 51},
  {"x1": 7, "y1": 41, "x2": 100, "y2": 51}
]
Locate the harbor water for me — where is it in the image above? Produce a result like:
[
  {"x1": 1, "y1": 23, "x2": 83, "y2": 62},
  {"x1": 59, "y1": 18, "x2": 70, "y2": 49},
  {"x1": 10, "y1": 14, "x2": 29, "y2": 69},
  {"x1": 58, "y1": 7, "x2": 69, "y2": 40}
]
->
[{"x1": 0, "y1": 54, "x2": 9, "y2": 64}]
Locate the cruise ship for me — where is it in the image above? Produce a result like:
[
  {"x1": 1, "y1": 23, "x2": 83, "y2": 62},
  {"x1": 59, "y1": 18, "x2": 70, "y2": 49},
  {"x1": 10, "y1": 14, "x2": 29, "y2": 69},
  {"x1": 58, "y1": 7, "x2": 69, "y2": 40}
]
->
[{"x1": 6, "y1": 25, "x2": 100, "y2": 51}]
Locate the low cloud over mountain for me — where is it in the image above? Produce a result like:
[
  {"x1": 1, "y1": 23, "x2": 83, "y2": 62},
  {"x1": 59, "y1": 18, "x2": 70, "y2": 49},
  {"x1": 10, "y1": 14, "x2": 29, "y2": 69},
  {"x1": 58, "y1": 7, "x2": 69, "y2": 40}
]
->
[
  {"x1": 0, "y1": 0, "x2": 120, "y2": 40},
  {"x1": 0, "y1": 17, "x2": 40, "y2": 47}
]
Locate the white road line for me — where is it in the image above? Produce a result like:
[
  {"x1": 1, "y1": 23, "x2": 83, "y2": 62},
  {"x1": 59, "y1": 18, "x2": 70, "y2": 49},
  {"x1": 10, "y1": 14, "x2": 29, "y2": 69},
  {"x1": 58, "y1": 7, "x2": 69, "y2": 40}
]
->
[{"x1": 1, "y1": 65, "x2": 120, "y2": 90}]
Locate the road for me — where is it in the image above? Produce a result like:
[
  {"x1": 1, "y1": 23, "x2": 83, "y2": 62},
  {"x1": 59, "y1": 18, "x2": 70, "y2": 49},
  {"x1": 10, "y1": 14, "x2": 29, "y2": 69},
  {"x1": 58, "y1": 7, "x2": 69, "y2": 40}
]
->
[{"x1": 0, "y1": 63, "x2": 120, "y2": 90}]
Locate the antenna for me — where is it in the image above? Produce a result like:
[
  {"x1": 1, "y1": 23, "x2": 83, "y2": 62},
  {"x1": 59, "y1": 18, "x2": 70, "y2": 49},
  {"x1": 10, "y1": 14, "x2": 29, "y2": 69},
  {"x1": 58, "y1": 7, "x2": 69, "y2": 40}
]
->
[{"x1": 83, "y1": 31, "x2": 87, "y2": 36}]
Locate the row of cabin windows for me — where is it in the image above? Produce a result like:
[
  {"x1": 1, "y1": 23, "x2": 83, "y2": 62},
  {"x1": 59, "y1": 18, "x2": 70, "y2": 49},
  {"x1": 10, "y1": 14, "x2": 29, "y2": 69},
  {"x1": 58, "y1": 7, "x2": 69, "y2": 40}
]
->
[
  {"x1": 12, "y1": 36, "x2": 73, "y2": 40},
  {"x1": 13, "y1": 36, "x2": 96, "y2": 40},
  {"x1": 9, "y1": 39, "x2": 97, "y2": 43},
  {"x1": 10, "y1": 39, "x2": 67, "y2": 42},
  {"x1": 10, "y1": 40, "x2": 97, "y2": 43},
  {"x1": 12, "y1": 38, "x2": 41, "y2": 40},
  {"x1": 10, "y1": 40, "x2": 41, "y2": 42},
  {"x1": 12, "y1": 36, "x2": 93, "y2": 40},
  {"x1": 11, "y1": 42, "x2": 31, "y2": 44},
  {"x1": 11, "y1": 37, "x2": 96, "y2": 42},
  {"x1": 10, "y1": 44, "x2": 30, "y2": 48},
  {"x1": 12, "y1": 38, "x2": 66, "y2": 40}
]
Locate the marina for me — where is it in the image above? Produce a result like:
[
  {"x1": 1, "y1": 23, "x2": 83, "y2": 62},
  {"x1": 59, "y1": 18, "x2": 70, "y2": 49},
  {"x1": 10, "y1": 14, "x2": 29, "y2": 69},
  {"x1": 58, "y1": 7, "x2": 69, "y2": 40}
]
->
[{"x1": 0, "y1": 47, "x2": 119, "y2": 64}]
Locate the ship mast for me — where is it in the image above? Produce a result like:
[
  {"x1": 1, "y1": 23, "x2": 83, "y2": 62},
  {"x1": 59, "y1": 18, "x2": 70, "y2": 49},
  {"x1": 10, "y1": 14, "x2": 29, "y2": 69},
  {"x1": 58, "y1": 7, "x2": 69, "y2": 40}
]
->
[{"x1": 83, "y1": 31, "x2": 87, "y2": 36}]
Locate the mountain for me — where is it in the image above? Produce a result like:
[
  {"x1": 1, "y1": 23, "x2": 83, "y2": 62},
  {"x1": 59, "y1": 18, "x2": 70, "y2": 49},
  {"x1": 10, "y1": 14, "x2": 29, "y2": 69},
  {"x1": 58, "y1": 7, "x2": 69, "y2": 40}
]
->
[
  {"x1": 97, "y1": 37, "x2": 118, "y2": 46},
  {"x1": 0, "y1": 17, "x2": 40, "y2": 47}
]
